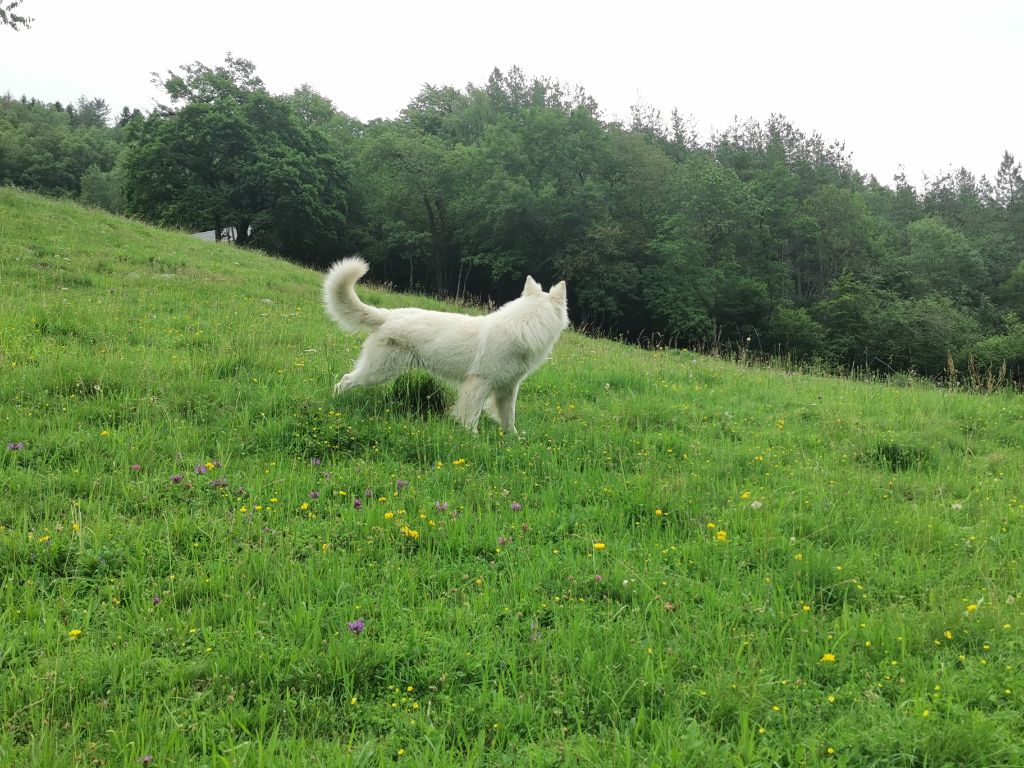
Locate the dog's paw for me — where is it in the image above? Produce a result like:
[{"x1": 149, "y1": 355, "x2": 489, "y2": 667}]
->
[{"x1": 333, "y1": 379, "x2": 351, "y2": 395}]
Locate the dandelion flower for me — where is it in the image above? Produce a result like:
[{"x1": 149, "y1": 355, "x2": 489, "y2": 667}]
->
[
  {"x1": 68, "y1": 629, "x2": 82, "y2": 639},
  {"x1": 715, "y1": 530, "x2": 727, "y2": 541},
  {"x1": 820, "y1": 652, "x2": 837, "y2": 663},
  {"x1": 593, "y1": 542, "x2": 606, "y2": 550}
]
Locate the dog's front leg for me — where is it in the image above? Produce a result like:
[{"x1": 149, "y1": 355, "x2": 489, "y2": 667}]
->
[
  {"x1": 333, "y1": 374, "x2": 356, "y2": 394},
  {"x1": 490, "y1": 381, "x2": 520, "y2": 435}
]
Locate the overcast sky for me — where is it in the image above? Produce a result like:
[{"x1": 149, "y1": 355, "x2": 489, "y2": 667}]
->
[{"x1": 3, "y1": 0, "x2": 1021, "y2": 187}]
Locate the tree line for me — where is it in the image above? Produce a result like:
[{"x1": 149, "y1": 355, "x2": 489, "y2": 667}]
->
[{"x1": 3, "y1": 56, "x2": 1024, "y2": 380}]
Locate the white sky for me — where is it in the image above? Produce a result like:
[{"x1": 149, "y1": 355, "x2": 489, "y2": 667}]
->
[{"x1": 2, "y1": 0, "x2": 1022, "y2": 187}]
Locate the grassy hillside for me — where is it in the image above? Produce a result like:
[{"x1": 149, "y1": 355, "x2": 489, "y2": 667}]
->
[{"x1": 1, "y1": 187, "x2": 1023, "y2": 767}]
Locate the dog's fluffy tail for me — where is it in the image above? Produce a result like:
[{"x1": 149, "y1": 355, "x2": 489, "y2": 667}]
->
[{"x1": 323, "y1": 257, "x2": 387, "y2": 332}]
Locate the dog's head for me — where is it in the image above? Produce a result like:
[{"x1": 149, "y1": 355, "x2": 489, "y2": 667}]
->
[{"x1": 523, "y1": 275, "x2": 567, "y2": 304}]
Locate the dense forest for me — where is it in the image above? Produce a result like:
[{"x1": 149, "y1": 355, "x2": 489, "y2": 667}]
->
[{"x1": 3, "y1": 57, "x2": 1024, "y2": 380}]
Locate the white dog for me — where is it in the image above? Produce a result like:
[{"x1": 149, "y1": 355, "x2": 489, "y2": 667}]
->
[{"x1": 323, "y1": 257, "x2": 569, "y2": 433}]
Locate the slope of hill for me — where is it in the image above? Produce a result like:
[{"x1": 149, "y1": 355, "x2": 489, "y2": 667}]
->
[{"x1": 2, "y1": 188, "x2": 1023, "y2": 766}]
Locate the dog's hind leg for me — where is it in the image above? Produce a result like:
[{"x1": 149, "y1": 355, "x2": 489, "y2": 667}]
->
[
  {"x1": 488, "y1": 382, "x2": 520, "y2": 434},
  {"x1": 334, "y1": 336, "x2": 411, "y2": 394},
  {"x1": 453, "y1": 376, "x2": 491, "y2": 432}
]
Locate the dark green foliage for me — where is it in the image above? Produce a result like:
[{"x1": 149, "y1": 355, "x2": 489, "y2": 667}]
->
[
  {"x1": 78, "y1": 162, "x2": 124, "y2": 213},
  {"x1": 0, "y1": 94, "x2": 121, "y2": 195},
  {"x1": 0, "y1": 0, "x2": 31, "y2": 29},
  {"x1": 764, "y1": 306, "x2": 825, "y2": 360},
  {"x1": 973, "y1": 315, "x2": 1024, "y2": 378},
  {"x1": 122, "y1": 55, "x2": 349, "y2": 265},
  {"x1": 6, "y1": 60, "x2": 1024, "y2": 381}
]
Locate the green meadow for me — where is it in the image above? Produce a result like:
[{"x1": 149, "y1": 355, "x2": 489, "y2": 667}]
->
[{"x1": 1, "y1": 187, "x2": 1023, "y2": 767}]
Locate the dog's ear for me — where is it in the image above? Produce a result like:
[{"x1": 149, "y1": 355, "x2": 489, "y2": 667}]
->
[
  {"x1": 550, "y1": 280, "x2": 567, "y2": 302},
  {"x1": 523, "y1": 275, "x2": 542, "y2": 296}
]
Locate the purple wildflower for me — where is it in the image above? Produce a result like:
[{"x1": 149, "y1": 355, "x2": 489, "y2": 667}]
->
[
  {"x1": 140, "y1": 756, "x2": 153, "y2": 768},
  {"x1": 322, "y1": 472, "x2": 332, "y2": 480},
  {"x1": 510, "y1": 502, "x2": 522, "y2": 512},
  {"x1": 353, "y1": 498, "x2": 362, "y2": 510},
  {"x1": 594, "y1": 574, "x2": 603, "y2": 583},
  {"x1": 208, "y1": 478, "x2": 228, "y2": 488},
  {"x1": 433, "y1": 501, "x2": 449, "y2": 512},
  {"x1": 310, "y1": 457, "x2": 322, "y2": 466},
  {"x1": 7, "y1": 442, "x2": 24, "y2": 451},
  {"x1": 309, "y1": 490, "x2": 320, "y2": 499},
  {"x1": 170, "y1": 474, "x2": 183, "y2": 484},
  {"x1": 194, "y1": 464, "x2": 207, "y2": 475},
  {"x1": 152, "y1": 595, "x2": 162, "y2": 606},
  {"x1": 396, "y1": 479, "x2": 410, "y2": 491},
  {"x1": 347, "y1": 618, "x2": 366, "y2": 635},
  {"x1": 498, "y1": 535, "x2": 511, "y2": 546},
  {"x1": 131, "y1": 463, "x2": 141, "y2": 471}
]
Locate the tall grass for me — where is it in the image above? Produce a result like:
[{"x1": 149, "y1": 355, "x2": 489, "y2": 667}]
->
[{"x1": 2, "y1": 188, "x2": 1023, "y2": 766}]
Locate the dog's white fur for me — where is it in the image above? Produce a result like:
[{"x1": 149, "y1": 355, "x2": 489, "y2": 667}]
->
[{"x1": 323, "y1": 257, "x2": 569, "y2": 433}]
